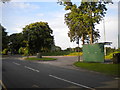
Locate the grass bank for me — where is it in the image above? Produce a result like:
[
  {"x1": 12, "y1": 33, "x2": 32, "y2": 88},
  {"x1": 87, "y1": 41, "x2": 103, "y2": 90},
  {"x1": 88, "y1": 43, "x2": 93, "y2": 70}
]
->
[
  {"x1": 25, "y1": 57, "x2": 57, "y2": 61},
  {"x1": 74, "y1": 62, "x2": 120, "y2": 76}
]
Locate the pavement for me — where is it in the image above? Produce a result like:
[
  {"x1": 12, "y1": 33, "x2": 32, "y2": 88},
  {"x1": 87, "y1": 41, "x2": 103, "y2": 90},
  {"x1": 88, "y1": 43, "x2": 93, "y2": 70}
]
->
[{"x1": 2, "y1": 55, "x2": 119, "y2": 89}]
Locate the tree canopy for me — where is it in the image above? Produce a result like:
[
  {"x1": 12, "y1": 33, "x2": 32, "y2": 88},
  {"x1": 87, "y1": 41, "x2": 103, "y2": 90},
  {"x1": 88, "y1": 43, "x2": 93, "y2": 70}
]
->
[
  {"x1": 23, "y1": 22, "x2": 54, "y2": 54},
  {"x1": 58, "y1": 0, "x2": 112, "y2": 44},
  {"x1": 8, "y1": 33, "x2": 25, "y2": 54}
]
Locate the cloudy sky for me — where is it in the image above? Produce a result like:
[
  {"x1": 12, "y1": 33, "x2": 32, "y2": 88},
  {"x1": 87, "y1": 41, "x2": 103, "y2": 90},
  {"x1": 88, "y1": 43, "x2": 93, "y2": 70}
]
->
[{"x1": 0, "y1": 0, "x2": 119, "y2": 50}]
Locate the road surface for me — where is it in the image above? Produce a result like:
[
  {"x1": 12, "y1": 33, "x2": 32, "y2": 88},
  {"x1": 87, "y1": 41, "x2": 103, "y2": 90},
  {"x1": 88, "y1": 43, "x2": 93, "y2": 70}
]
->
[{"x1": 2, "y1": 56, "x2": 119, "y2": 89}]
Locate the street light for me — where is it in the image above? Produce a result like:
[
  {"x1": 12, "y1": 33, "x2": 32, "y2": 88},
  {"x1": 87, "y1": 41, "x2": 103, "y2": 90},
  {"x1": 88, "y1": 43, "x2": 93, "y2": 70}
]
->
[{"x1": 102, "y1": 18, "x2": 107, "y2": 56}]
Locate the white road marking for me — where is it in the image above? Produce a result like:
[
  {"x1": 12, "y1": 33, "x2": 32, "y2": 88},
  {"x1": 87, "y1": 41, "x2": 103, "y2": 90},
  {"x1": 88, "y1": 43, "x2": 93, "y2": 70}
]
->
[
  {"x1": 13, "y1": 62, "x2": 20, "y2": 65},
  {"x1": 32, "y1": 85, "x2": 39, "y2": 88},
  {"x1": 0, "y1": 80, "x2": 7, "y2": 90},
  {"x1": 49, "y1": 74, "x2": 95, "y2": 90},
  {"x1": 24, "y1": 66, "x2": 39, "y2": 72},
  {"x1": 115, "y1": 77, "x2": 120, "y2": 80}
]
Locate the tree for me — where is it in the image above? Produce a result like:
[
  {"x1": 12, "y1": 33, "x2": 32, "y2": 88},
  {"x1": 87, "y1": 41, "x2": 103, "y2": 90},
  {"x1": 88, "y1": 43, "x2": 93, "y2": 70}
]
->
[
  {"x1": 8, "y1": 33, "x2": 25, "y2": 54},
  {"x1": 23, "y1": 22, "x2": 54, "y2": 55},
  {"x1": 0, "y1": 24, "x2": 9, "y2": 50},
  {"x1": 58, "y1": 0, "x2": 112, "y2": 44}
]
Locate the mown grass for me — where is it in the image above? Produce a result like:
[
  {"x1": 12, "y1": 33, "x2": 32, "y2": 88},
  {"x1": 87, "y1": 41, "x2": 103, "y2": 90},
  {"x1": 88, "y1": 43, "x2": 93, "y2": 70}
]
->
[
  {"x1": 25, "y1": 57, "x2": 57, "y2": 61},
  {"x1": 74, "y1": 62, "x2": 120, "y2": 76}
]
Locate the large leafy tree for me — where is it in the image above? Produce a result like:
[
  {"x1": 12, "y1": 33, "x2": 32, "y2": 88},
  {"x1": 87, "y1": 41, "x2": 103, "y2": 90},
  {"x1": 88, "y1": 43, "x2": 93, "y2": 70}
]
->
[
  {"x1": 58, "y1": 0, "x2": 112, "y2": 44},
  {"x1": 23, "y1": 22, "x2": 54, "y2": 54}
]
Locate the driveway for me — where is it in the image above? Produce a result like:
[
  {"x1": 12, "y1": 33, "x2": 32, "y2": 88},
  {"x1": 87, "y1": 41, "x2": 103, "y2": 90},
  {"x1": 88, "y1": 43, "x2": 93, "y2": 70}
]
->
[{"x1": 37, "y1": 56, "x2": 79, "y2": 69}]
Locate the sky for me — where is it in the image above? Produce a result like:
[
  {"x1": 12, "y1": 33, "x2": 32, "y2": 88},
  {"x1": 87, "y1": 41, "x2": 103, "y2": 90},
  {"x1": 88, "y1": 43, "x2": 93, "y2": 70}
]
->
[{"x1": 0, "y1": 0, "x2": 119, "y2": 50}]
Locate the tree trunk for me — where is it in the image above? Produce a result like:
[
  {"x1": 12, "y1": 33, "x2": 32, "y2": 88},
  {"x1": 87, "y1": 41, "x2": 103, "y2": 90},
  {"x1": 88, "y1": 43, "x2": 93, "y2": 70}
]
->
[
  {"x1": 82, "y1": 34, "x2": 85, "y2": 45},
  {"x1": 36, "y1": 52, "x2": 42, "y2": 58},
  {"x1": 89, "y1": 3, "x2": 93, "y2": 44},
  {"x1": 90, "y1": 29, "x2": 93, "y2": 44}
]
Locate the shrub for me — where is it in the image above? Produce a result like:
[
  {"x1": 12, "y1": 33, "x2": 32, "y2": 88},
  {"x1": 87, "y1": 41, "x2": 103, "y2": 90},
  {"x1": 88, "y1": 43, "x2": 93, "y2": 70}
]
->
[
  {"x1": 18, "y1": 47, "x2": 28, "y2": 56},
  {"x1": 18, "y1": 47, "x2": 24, "y2": 54},
  {"x1": 2, "y1": 48, "x2": 8, "y2": 55}
]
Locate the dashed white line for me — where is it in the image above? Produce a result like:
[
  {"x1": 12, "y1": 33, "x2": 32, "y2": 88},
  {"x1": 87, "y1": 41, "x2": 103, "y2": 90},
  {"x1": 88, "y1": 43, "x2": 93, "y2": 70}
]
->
[
  {"x1": 32, "y1": 85, "x2": 39, "y2": 88},
  {"x1": 13, "y1": 62, "x2": 20, "y2": 65},
  {"x1": 115, "y1": 77, "x2": 120, "y2": 80},
  {"x1": 49, "y1": 74, "x2": 95, "y2": 90},
  {"x1": 24, "y1": 66, "x2": 39, "y2": 72},
  {"x1": 0, "y1": 80, "x2": 7, "y2": 90}
]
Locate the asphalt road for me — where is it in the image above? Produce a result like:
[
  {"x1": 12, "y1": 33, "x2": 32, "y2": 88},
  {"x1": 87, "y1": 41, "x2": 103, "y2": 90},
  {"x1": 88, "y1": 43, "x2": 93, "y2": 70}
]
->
[{"x1": 2, "y1": 57, "x2": 119, "y2": 89}]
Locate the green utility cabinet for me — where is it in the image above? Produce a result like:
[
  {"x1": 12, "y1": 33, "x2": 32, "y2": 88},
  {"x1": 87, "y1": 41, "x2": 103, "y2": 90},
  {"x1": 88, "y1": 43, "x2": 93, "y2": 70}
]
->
[{"x1": 83, "y1": 43, "x2": 104, "y2": 62}]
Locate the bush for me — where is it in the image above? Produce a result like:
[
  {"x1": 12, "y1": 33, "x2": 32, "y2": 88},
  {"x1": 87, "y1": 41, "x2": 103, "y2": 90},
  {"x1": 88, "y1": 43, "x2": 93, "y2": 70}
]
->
[
  {"x1": 2, "y1": 48, "x2": 8, "y2": 55},
  {"x1": 105, "y1": 51, "x2": 120, "y2": 60},
  {"x1": 18, "y1": 47, "x2": 28, "y2": 56},
  {"x1": 19, "y1": 47, "x2": 24, "y2": 54}
]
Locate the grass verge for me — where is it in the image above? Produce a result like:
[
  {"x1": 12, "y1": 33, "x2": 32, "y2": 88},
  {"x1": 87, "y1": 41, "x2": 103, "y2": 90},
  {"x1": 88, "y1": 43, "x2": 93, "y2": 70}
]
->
[
  {"x1": 74, "y1": 62, "x2": 120, "y2": 76},
  {"x1": 25, "y1": 57, "x2": 57, "y2": 61}
]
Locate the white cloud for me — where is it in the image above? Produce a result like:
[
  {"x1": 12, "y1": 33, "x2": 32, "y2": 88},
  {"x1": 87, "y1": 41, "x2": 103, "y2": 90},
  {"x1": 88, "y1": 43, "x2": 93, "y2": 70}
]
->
[
  {"x1": 12, "y1": 2, "x2": 40, "y2": 9},
  {"x1": 45, "y1": 11, "x2": 80, "y2": 49},
  {"x1": 2, "y1": 1, "x2": 118, "y2": 50},
  {"x1": 0, "y1": 3, "x2": 2, "y2": 23},
  {"x1": 36, "y1": 13, "x2": 44, "y2": 17},
  {"x1": 96, "y1": 16, "x2": 118, "y2": 48},
  {"x1": 15, "y1": 27, "x2": 23, "y2": 33}
]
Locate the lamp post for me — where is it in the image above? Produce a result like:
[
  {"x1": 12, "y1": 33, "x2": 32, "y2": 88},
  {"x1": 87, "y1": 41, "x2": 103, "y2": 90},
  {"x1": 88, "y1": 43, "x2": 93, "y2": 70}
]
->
[
  {"x1": 103, "y1": 18, "x2": 107, "y2": 56},
  {"x1": 118, "y1": 2, "x2": 120, "y2": 49}
]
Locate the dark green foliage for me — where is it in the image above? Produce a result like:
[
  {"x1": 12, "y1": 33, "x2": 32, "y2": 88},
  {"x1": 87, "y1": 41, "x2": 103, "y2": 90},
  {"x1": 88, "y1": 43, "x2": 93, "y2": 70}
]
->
[
  {"x1": 0, "y1": 24, "x2": 9, "y2": 50},
  {"x1": 51, "y1": 45, "x2": 62, "y2": 52},
  {"x1": 2, "y1": 48, "x2": 8, "y2": 55},
  {"x1": 23, "y1": 22, "x2": 54, "y2": 54},
  {"x1": 106, "y1": 47, "x2": 116, "y2": 55},
  {"x1": 8, "y1": 33, "x2": 25, "y2": 54}
]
